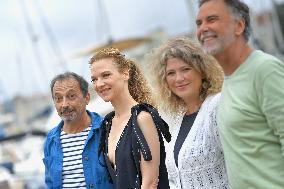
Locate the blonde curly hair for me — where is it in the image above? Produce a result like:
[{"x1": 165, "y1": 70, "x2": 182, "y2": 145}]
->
[
  {"x1": 146, "y1": 37, "x2": 224, "y2": 113},
  {"x1": 89, "y1": 47, "x2": 154, "y2": 106}
]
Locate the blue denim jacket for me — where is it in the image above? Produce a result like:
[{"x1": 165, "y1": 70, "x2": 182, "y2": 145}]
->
[{"x1": 43, "y1": 111, "x2": 113, "y2": 189}]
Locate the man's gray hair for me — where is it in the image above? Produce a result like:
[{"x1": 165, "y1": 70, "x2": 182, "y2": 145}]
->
[
  {"x1": 50, "y1": 72, "x2": 89, "y2": 98},
  {"x1": 198, "y1": 0, "x2": 251, "y2": 41}
]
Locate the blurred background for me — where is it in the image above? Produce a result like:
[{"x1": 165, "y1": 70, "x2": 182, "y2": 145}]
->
[{"x1": 0, "y1": 0, "x2": 283, "y2": 188}]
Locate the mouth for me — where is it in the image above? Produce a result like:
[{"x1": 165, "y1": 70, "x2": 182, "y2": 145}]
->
[
  {"x1": 61, "y1": 109, "x2": 73, "y2": 116},
  {"x1": 176, "y1": 83, "x2": 189, "y2": 90},
  {"x1": 201, "y1": 33, "x2": 217, "y2": 44},
  {"x1": 203, "y1": 37, "x2": 214, "y2": 42},
  {"x1": 98, "y1": 88, "x2": 111, "y2": 96}
]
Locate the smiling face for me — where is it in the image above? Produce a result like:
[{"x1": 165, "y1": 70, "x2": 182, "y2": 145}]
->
[
  {"x1": 165, "y1": 58, "x2": 203, "y2": 102},
  {"x1": 52, "y1": 77, "x2": 90, "y2": 122},
  {"x1": 90, "y1": 58, "x2": 129, "y2": 103},
  {"x1": 196, "y1": 0, "x2": 237, "y2": 56}
]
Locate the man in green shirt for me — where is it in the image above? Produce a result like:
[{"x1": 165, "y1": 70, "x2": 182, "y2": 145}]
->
[{"x1": 196, "y1": 0, "x2": 284, "y2": 188}]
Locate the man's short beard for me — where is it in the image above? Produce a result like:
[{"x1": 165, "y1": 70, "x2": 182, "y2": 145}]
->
[
  {"x1": 202, "y1": 43, "x2": 222, "y2": 55},
  {"x1": 61, "y1": 112, "x2": 77, "y2": 122}
]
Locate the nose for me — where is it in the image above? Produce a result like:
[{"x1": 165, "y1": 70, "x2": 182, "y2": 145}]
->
[
  {"x1": 62, "y1": 97, "x2": 70, "y2": 108},
  {"x1": 94, "y1": 77, "x2": 105, "y2": 89},
  {"x1": 175, "y1": 72, "x2": 184, "y2": 82},
  {"x1": 197, "y1": 22, "x2": 209, "y2": 41}
]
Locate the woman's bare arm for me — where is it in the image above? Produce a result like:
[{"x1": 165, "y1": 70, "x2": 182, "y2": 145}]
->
[{"x1": 137, "y1": 111, "x2": 160, "y2": 189}]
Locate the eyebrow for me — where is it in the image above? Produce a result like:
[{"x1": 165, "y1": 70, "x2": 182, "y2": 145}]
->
[
  {"x1": 91, "y1": 70, "x2": 111, "y2": 78},
  {"x1": 166, "y1": 65, "x2": 191, "y2": 72},
  {"x1": 196, "y1": 15, "x2": 219, "y2": 24},
  {"x1": 206, "y1": 15, "x2": 219, "y2": 20},
  {"x1": 101, "y1": 71, "x2": 111, "y2": 74}
]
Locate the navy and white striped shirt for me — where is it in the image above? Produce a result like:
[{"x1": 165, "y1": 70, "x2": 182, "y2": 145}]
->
[{"x1": 60, "y1": 125, "x2": 91, "y2": 189}]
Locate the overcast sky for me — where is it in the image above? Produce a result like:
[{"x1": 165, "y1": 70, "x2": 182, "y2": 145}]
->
[
  {"x1": 0, "y1": 0, "x2": 278, "y2": 101},
  {"x1": 0, "y1": 0, "x2": 195, "y2": 101}
]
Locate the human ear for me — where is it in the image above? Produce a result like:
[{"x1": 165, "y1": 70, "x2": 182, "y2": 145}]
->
[
  {"x1": 122, "y1": 70, "x2": 130, "y2": 80},
  {"x1": 235, "y1": 17, "x2": 245, "y2": 36},
  {"x1": 85, "y1": 92, "x2": 91, "y2": 104}
]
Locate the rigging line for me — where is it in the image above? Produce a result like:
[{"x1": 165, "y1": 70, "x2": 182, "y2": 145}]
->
[
  {"x1": 185, "y1": 0, "x2": 198, "y2": 29},
  {"x1": 18, "y1": 0, "x2": 49, "y2": 93},
  {"x1": 97, "y1": 0, "x2": 112, "y2": 41},
  {"x1": 33, "y1": 0, "x2": 68, "y2": 71},
  {"x1": 15, "y1": 48, "x2": 25, "y2": 94},
  {"x1": 13, "y1": 28, "x2": 33, "y2": 96},
  {"x1": 0, "y1": 79, "x2": 7, "y2": 101},
  {"x1": 271, "y1": 0, "x2": 284, "y2": 50},
  {"x1": 93, "y1": 0, "x2": 100, "y2": 42}
]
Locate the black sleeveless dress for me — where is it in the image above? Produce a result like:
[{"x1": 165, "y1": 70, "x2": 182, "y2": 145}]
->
[{"x1": 99, "y1": 103, "x2": 171, "y2": 189}]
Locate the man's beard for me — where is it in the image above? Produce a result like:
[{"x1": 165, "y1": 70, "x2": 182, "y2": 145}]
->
[
  {"x1": 201, "y1": 29, "x2": 235, "y2": 56},
  {"x1": 202, "y1": 41, "x2": 223, "y2": 55},
  {"x1": 60, "y1": 107, "x2": 77, "y2": 122}
]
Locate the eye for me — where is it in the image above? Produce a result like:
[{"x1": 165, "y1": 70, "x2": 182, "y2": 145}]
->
[
  {"x1": 54, "y1": 96, "x2": 62, "y2": 102},
  {"x1": 91, "y1": 78, "x2": 97, "y2": 83},
  {"x1": 196, "y1": 20, "x2": 202, "y2": 27},
  {"x1": 207, "y1": 15, "x2": 218, "y2": 23},
  {"x1": 166, "y1": 71, "x2": 175, "y2": 76},
  {"x1": 182, "y1": 67, "x2": 191, "y2": 72},
  {"x1": 102, "y1": 73, "x2": 111, "y2": 78},
  {"x1": 70, "y1": 93, "x2": 76, "y2": 98}
]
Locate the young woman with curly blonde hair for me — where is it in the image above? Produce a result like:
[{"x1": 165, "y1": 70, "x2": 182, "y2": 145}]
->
[{"x1": 89, "y1": 47, "x2": 171, "y2": 189}]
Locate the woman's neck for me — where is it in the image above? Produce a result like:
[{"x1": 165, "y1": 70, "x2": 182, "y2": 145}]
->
[
  {"x1": 184, "y1": 98, "x2": 202, "y2": 115},
  {"x1": 111, "y1": 95, "x2": 137, "y2": 118}
]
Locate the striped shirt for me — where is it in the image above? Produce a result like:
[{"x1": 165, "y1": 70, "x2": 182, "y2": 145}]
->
[{"x1": 60, "y1": 125, "x2": 92, "y2": 189}]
